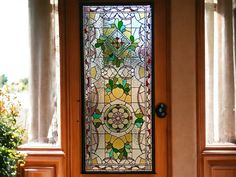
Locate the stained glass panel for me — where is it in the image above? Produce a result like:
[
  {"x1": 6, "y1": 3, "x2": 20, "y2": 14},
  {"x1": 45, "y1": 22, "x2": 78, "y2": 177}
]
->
[{"x1": 82, "y1": 5, "x2": 153, "y2": 173}]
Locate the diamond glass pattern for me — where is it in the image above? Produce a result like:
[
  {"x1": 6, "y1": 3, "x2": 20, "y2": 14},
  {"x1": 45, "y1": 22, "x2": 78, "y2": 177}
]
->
[{"x1": 105, "y1": 30, "x2": 131, "y2": 57}]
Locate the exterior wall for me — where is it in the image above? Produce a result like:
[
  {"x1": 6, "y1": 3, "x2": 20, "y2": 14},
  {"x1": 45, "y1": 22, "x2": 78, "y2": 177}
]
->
[{"x1": 171, "y1": 0, "x2": 197, "y2": 177}]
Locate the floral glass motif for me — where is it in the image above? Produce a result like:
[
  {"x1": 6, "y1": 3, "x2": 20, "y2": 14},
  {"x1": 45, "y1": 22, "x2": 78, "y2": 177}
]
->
[{"x1": 82, "y1": 5, "x2": 153, "y2": 172}]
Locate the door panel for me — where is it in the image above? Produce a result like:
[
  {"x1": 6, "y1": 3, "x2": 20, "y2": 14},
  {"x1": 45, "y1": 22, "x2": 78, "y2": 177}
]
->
[
  {"x1": 65, "y1": 0, "x2": 170, "y2": 177},
  {"x1": 23, "y1": 167, "x2": 55, "y2": 177},
  {"x1": 19, "y1": 152, "x2": 64, "y2": 177},
  {"x1": 203, "y1": 156, "x2": 236, "y2": 177}
]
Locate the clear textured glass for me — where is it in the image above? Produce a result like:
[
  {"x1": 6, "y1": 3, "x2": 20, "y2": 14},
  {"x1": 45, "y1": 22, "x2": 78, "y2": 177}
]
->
[
  {"x1": 0, "y1": 0, "x2": 60, "y2": 146},
  {"x1": 82, "y1": 5, "x2": 153, "y2": 172},
  {"x1": 205, "y1": 0, "x2": 236, "y2": 145}
]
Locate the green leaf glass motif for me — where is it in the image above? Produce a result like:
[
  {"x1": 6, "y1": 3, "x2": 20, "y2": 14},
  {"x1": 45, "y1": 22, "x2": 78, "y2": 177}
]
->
[
  {"x1": 82, "y1": 5, "x2": 153, "y2": 173},
  {"x1": 105, "y1": 77, "x2": 131, "y2": 96},
  {"x1": 94, "y1": 19, "x2": 136, "y2": 67}
]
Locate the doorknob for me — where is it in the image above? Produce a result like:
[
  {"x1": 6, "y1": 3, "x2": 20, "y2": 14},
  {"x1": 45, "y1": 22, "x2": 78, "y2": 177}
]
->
[{"x1": 155, "y1": 103, "x2": 167, "y2": 118}]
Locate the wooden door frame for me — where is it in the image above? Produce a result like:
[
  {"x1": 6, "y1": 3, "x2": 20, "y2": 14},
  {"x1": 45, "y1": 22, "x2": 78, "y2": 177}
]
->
[{"x1": 61, "y1": 0, "x2": 171, "y2": 176}]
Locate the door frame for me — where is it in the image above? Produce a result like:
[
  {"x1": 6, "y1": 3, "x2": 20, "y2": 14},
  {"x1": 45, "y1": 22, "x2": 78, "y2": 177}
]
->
[{"x1": 61, "y1": 0, "x2": 171, "y2": 176}]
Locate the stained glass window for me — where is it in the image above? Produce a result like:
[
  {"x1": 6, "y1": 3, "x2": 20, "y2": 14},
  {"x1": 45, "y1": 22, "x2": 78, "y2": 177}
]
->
[{"x1": 82, "y1": 5, "x2": 153, "y2": 173}]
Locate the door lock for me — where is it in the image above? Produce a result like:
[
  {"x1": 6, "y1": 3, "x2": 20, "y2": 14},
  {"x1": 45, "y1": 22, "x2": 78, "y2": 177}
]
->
[{"x1": 155, "y1": 103, "x2": 167, "y2": 118}]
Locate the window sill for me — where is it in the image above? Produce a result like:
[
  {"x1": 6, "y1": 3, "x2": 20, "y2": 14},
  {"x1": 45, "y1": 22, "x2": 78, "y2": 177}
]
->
[
  {"x1": 18, "y1": 148, "x2": 65, "y2": 156},
  {"x1": 202, "y1": 149, "x2": 236, "y2": 155}
]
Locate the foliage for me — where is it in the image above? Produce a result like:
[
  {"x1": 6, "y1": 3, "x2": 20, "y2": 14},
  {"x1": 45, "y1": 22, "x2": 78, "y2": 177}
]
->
[
  {"x1": 0, "y1": 74, "x2": 28, "y2": 92},
  {"x1": 17, "y1": 78, "x2": 29, "y2": 91},
  {"x1": 0, "y1": 74, "x2": 8, "y2": 88},
  {"x1": 0, "y1": 87, "x2": 26, "y2": 177}
]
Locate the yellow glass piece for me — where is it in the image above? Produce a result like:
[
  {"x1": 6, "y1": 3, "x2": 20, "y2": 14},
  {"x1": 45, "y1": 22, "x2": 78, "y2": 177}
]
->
[
  {"x1": 123, "y1": 30, "x2": 131, "y2": 38},
  {"x1": 113, "y1": 152, "x2": 119, "y2": 159},
  {"x1": 89, "y1": 12, "x2": 96, "y2": 19},
  {"x1": 139, "y1": 12, "x2": 145, "y2": 19},
  {"x1": 139, "y1": 67, "x2": 145, "y2": 78},
  {"x1": 120, "y1": 94, "x2": 126, "y2": 101},
  {"x1": 110, "y1": 135, "x2": 116, "y2": 143},
  {"x1": 112, "y1": 88, "x2": 124, "y2": 98},
  {"x1": 104, "y1": 28, "x2": 116, "y2": 36},
  {"x1": 135, "y1": 108, "x2": 142, "y2": 114},
  {"x1": 90, "y1": 66, "x2": 97, "y2": 78},
  {"x1": 118, "y1": 78, "x2": 123, "y2": 84},
  {"x1": 93, "y1": 119, "x2": 101, "y2": 123},
  {"x1": 125, "y1": 134, "x2": 132, "y2": 142},
  {"x1": 91, "y1": 158, "x2": 98, "y2": 165},
  {"x1": 105, "y1": 134, "x2": 111, "y2": 142},
  {"x1": 0, "y1": 100, "x2": 4, "y2": 109},
  {"x1": 105, "y1": 94, "x2": 111, "y2": 103},
  {"x1": 109, "y1": 93, "x2": 116, "y2": 102},
  {"x1": 118, "y1": 134, "x2": 132, "y2": 143},
  {"x1": 113, "y1": 138, "x2": 124, "y2": 149},
  {"x1": 106, "y1": 91, "x2": 129, "y2": 102},
  {"x1": 120, "y1": 50, "x2": 129, "y2": 58},
  {"x1": 120, "y1": 135, "x2": 127, "y2": 142},
  {"x1": 125, "y1": 95, "x2": 131, "y2": 103},
  {"x1": 140, "y1": 158, "x2": 146, "y2": 164}
]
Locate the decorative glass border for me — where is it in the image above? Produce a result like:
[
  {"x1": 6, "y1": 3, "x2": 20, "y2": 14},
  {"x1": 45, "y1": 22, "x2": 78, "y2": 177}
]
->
[{"x1": 80, "y1": 2, "x2": 155, "y2": 174}]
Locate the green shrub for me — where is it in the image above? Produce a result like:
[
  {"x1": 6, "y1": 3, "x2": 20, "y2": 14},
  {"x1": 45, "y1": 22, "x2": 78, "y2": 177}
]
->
[{"x1": 0, "y1": 87, "x2": 26, "y2": 177}]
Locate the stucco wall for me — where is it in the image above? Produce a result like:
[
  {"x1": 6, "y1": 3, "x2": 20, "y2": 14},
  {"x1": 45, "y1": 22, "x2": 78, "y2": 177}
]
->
[{"x1": 171, "y1": 0, "x2": 197, "y2": 177}]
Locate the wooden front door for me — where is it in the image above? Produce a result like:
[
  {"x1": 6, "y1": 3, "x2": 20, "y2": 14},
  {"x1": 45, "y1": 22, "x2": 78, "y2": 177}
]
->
[{"x1": 63, "y1": 0, "x2": 170, "y2": 177}]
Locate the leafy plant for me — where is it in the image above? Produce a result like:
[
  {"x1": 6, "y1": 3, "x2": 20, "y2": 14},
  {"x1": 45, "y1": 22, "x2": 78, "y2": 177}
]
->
[
  {"x1": 0, "y1": 74, "x2": 29, "y2": 92},
  {"x1": 0, "y1": 74, "x2": 8, "y2": 88},
  {"x1": 0, "y1": 87, "x2": 26, "y2": 177}
]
